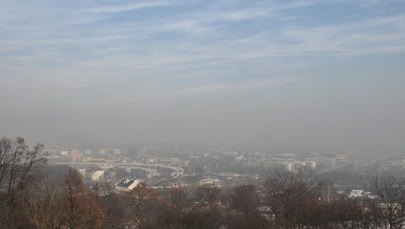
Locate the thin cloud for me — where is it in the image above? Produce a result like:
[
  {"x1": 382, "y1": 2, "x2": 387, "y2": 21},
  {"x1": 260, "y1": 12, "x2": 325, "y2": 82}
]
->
[
  {"x1": 216, "y1": 8, "x2": 272, "y2": 22},
  {"x1": 278, "y1": 15, "x2": 405, "y2": 56},
  {"x1": 1, "y1": 0, "x2": 405, "y2": 94},
  {"x1": 89, "y1": 0, "x2": 182, "y2": 13}
]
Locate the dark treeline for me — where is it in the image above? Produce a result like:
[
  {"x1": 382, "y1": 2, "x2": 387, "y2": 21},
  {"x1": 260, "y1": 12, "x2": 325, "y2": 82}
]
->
[{"x1": 2, "y1": 137, "x2": 405, "y2": 229}]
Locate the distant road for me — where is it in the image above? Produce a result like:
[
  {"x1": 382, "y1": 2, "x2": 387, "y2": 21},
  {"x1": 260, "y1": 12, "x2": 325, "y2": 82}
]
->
[{"x1": 55, "y1": 162, "x2": 184, "y2": 185}]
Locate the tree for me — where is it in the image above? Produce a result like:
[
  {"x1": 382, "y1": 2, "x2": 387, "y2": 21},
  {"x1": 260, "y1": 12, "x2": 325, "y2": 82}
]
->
[
  {"x1": 227, "y1": 184, "x2": 269, "y2": 229},
  {"x1": 125, "y1": 184, "x2": 156, "y2": 229},
  {"x1": 20, "y1": 178, "x2": 64, "y2": 229},
  {"x1": 147, "y1": 187, "x2": 187, "y2": 228},
  {"x1": 369, "y1": 175, "x2": 405, "y2": 229},
  {"x1": 333, "y1": 198, "x2": 374, "y2": 229},
  {"x1": 150, "y1": 186, "x2": 228, "y2": 229},
  {"x1": 0, "y1": 137, "x2": 47, "y2": 228},
  {"x1": 159, "y1": 186, "x2": 193, "y2": 228},
  {"x1": 196, "y1": 184, "x2": 221, "y2": 208},
  {"x1": 230, "y1": 184, "x2": 260, "y2": 216},
  {"x1": 63, "y1": 168, "x2": 104, "y2": 229},
  {"x1": 98, "y1": 192, "x2": 128, "y2": 229},
  {"x1": 263, "y1": 169, "x2": 317, "y2": 228}
]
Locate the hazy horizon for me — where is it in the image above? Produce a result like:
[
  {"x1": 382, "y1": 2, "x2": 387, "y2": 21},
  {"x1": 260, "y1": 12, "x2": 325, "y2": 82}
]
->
[{"x1": 1, "y1": 0, "x2": 405, "y2": 152}]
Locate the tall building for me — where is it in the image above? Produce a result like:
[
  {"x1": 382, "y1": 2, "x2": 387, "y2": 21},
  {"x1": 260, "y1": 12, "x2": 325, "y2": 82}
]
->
[
  {"x1": 99, "y1": 148, "x2": 107, "y2": 155},
  {"x1": 112, "y1": 148, "x2": 121, "y2": 155},
  {"x1": 70, "y1": 149, "x2": 81, "y2": 163}
]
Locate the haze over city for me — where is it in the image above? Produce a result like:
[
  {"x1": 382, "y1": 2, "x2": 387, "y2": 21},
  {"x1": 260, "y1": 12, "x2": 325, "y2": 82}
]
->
[{"x1": 1, "y1": 0, "x2": 405, "y2": 151}]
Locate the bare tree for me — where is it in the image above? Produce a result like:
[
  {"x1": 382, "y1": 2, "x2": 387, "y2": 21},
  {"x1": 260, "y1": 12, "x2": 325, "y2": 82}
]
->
[
  {"x1": 263, "y1": 169, "x2": 317, "y2": 228},
  {"x1": 125, "y1": 184, "x2": 156, "y2": 229},
  {"x1": 153, "y1": 186, "x2": 225, "y2": 229},
  {"x1": 226, "y1": 184, "x2": 270, "y2": 229},
  {"x1": 196, "y1": 184, "x2": 221, "y2": 208},
  {"x1": 230, "y1": 184, "x2": 260, "y2": 216},
  {"x1": 99, "y1": 192, "x2": 129, "y2": 229},
  {"x1": 20, "y1": 178, "x2": 64, "y2": 229},
  {"x1": 153, "y1": 187, "x2": 190, "y2": 228},
  {"x1": 0, "y1": 137, "x2": 47, "y2": 228},
  {"x1": 369, "y1": 174, "x2": 405, "y2": 229}
]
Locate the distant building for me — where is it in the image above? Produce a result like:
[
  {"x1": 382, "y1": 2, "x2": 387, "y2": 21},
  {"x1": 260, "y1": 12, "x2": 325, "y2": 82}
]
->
[
  {"x1": 292, "y1": 161, "x2": 316, "y2": 171},
  {"x1": 349, "y1": 190, "x2": 377, "y2": 200},
  {"x1": 78, "y1": 168, "x2": 86, "y2": 177},
  {"x1": 69, "y1": 150, "x2": 81, "y2": 163},
  {"x1": 242, "y1": 160, "x2": 261, "y2": 168},
  {"x1": 116, "y1": 179, "x2": 142, "y2": 192},
  {"x1": 199, "y1": 178, "x2": 214, "y2": 186},
  {"x1": 84, "y1": 149, "x2": 92, "y2": 155},
  {"x1": 87, "y1": 157, "x2": 106, "y2": 163},
  {"x1": 60, "y1": 150, "x2": 69, "y2": 156},
  {"x1": 307, "y1": 157, "x2": 336, "y2": 169},
  {"x1": 305, "y1": 161, "x2": 316, "y2": 170},
  {"x1": 92, "y1": 170, "x2": 105, "y2": 182},
  {"x1": 349, "y1": 190, "x2": 364, "y2": 199},
  {"x1": 137, "y1": 148, "x2": 147, "y2": 158},
  {"x1": 98, "y1": 148, "x2": 107, "y2": 155},
  {"x1": 112, "y1": 148, "x2": 121, "y2": 155},
  {"x1": 284, "y1": 162, "x2": 293, "y2": 171}
]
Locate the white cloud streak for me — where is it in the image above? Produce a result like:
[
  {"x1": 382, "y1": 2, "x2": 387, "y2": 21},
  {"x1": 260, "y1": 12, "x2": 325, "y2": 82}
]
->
[
  {"x1": 89, "y1": 0, "x2": 183, "y2": 13},
  {"x1": 1, "y1": 0, "x2": 405, "y2": 100}
]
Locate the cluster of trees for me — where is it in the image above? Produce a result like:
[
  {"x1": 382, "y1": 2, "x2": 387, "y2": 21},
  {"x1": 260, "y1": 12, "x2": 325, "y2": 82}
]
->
[
  {"x1": 2, "y1": 137, "x2": 405, "y2": 229},
  {"x1": 0, "y1": 137, "x2": 103, "y2": 228}
]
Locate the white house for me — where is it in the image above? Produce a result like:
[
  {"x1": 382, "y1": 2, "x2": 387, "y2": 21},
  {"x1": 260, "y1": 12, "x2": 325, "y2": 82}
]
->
[{"x1": 116, "y1": 179, "x2": 142, "y2": 192}]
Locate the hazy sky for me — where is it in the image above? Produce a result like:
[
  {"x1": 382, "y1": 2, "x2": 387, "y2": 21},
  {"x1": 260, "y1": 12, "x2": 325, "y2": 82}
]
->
[{"x1": 1, "y1": 0, "x2": 405, "y2": 151}]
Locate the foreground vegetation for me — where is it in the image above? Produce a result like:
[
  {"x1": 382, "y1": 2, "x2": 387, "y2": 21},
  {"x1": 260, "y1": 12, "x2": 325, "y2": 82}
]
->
[{"x1": 1, "y1": 137, "x2": 405, "y2": 229}]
